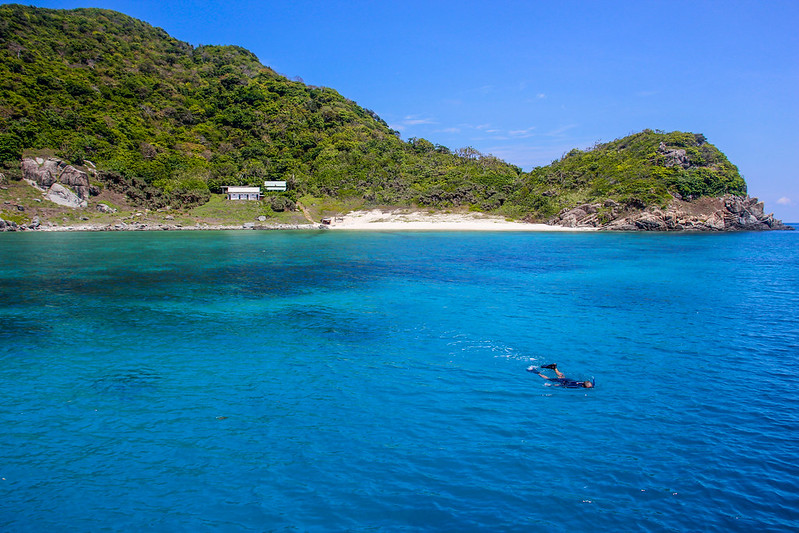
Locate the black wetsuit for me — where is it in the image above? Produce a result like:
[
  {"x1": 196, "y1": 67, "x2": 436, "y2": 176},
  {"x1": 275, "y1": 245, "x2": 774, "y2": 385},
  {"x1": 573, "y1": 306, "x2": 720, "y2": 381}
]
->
[{"x1": 548, "y1": 378, "x2": 587, "y2": 388}]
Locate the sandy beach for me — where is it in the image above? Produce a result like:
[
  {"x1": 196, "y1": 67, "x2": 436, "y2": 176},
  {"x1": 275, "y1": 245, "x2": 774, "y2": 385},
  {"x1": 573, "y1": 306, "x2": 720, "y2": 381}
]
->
[
  {"x1": 3, "y1": 208, "x2": 593, "y2": 233},
  {"x1": 327, "y1": 209, "x2": 592, "y2": 231}
]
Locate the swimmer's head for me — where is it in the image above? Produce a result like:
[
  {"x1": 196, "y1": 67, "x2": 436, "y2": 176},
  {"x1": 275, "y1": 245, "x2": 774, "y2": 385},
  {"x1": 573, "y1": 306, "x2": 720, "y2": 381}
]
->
[{"x1": 583, "y1": 380, "x2": 594, "y2": 388}]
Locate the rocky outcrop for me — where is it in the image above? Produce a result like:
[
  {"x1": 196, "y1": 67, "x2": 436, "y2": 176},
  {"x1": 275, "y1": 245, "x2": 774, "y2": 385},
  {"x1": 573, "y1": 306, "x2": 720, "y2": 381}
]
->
[
  {"x1": 551, "y1": 195, "x2": 792, "y2": 231},
  {"x1": 0, "y1": 216, "x2": 19, "y2": 231},
  {"x1": 21, "y1": 157, "x2": 91, "y2": 208},
  {"x1": 44, "y1": 182, "x2": 86, "y2": 208},
  {"x1": 657, "y1": 141, "x2": 691, "y2": 169}
]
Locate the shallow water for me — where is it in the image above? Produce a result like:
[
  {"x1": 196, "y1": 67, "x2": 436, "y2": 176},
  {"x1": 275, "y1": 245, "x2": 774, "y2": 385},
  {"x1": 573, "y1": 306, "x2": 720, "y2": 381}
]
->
[{"x1": 1, "y1": 229, "x2": 798, "y2": 531}]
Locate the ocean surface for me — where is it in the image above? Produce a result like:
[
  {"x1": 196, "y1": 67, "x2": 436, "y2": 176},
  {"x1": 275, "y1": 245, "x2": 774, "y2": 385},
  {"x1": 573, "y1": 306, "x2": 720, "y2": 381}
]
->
[{"x1": 1, "y1": 227, "x2": 798, "y2": 532}]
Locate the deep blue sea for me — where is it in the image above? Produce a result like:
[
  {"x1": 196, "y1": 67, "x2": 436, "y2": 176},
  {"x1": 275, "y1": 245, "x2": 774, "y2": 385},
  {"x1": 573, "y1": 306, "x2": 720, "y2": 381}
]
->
[{"x1": 1, "y1": 228, "x2": 798, "y2": 532}]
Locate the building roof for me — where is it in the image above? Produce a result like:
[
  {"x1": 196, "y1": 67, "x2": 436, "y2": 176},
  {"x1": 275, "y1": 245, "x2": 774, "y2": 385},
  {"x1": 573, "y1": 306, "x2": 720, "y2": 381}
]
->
[{"x1": 223, "y1": 186, "x2": 261, "y2": 193}]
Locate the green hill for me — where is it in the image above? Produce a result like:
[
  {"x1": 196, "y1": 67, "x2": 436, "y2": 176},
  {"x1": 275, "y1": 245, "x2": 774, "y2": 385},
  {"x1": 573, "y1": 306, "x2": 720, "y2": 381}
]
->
[
  {"x1": 510, "y1": 129, "x2": 747, "y2": 221},
  {"x1": 0, "y1": 4, "x2": 748, "y2": 222}
]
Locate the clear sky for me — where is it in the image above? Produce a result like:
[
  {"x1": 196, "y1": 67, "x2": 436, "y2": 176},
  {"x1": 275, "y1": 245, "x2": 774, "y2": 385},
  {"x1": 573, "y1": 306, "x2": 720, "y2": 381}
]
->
[{"x1": 25, "y1": 0, "x2": 799, "y2": 220}]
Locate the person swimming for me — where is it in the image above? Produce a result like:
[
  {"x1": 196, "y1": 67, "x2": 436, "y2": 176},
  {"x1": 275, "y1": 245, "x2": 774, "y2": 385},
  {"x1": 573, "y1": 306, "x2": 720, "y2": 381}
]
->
[{"x1": 527, "y1": 363, "x2": 594, "y2": 388}]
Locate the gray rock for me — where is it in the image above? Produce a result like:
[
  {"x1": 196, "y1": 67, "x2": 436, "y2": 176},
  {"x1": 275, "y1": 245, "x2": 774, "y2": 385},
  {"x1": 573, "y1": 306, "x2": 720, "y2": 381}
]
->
[
  {"x1": 560, "y1": 208, "x2": 587, "y2": 227},
  {"x1": 634, "y1": 214, "x2": 667, "y2": 231},
  {"x1": 22, "y1": 157, "x2": 91, "y2": 206},
  {"x1": 599, "y1": 194, "x2": 792, "y2": 232},
  {"x1": 658, "y1": 142, "x2": 691, "y2": 169},
  {"x1": 704, "y1": 212, "x2": 725, "y2": 230},
  {"x1": 46, "y1": 183, "x2": 88, "y2": 208},
  {"x1": 550, "y1": 203, "x2": 604, "y2": 228}
]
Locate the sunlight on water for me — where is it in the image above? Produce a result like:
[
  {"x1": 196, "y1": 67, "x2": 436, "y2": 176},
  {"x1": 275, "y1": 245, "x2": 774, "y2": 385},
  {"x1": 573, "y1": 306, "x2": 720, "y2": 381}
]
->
[{"x1": 1, "y1": 229, "x2": 798, "y2": 531}]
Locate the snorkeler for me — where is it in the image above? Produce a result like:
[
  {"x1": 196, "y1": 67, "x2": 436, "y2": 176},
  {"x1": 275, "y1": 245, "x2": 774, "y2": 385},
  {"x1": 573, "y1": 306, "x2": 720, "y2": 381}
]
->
[{"x1": 527, "y1": 363, "x2": 594, "y2": 388}]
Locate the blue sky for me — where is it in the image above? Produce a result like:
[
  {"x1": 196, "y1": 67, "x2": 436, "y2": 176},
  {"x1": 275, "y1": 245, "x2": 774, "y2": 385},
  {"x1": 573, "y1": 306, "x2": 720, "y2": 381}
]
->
[{"x1": 28, "y1": 0, "x2": 799, "y2": 220}]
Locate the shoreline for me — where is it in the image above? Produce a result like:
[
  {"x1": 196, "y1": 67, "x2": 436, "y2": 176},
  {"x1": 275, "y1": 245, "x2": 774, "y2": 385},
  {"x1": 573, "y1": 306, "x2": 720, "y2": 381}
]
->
[
  {"x1": 24, "y1": 222, "x2": 318, "y2": 232},
  {"x1": 4, "y1": 210, "x2": 794, "y2": 233},
  {"x1": 326, "y1": 209, "x2": 593, "y2": 232},
  {"x1": 2, "y1": 209, "x2": 591, "y2": 233}
]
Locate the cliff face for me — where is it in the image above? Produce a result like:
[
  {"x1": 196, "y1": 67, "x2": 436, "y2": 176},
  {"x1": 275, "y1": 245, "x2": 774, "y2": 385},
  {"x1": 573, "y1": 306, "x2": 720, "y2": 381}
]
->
[{"x1": 552, "y1": 195, "x2": 792, "y2": 231}]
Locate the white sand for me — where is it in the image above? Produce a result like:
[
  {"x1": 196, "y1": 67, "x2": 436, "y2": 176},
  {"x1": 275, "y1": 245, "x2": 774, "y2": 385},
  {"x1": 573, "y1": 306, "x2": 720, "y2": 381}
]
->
[{"x1": 327, "y1": 209, "x2": 594, "y2": 231}]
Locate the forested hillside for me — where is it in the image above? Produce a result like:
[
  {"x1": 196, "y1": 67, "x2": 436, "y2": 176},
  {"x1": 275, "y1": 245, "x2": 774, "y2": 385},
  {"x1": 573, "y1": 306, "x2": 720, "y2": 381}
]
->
[
  {"x1": 509, "y1": 129, "x2": 747, "y2": 220},
  {"x1": 0, "y1": 4, "x2": 748, "y2": 221}
]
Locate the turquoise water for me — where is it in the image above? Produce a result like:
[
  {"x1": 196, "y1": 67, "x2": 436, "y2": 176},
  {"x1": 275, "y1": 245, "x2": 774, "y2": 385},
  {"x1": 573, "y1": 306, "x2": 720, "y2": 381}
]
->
[{"x1": 1, "y1": 228, "x2": 798, "y2": 532}]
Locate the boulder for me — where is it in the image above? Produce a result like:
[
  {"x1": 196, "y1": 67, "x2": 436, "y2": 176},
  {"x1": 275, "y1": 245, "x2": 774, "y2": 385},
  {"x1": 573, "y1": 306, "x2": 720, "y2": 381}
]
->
[
  {"x1": 704, "y1": 212, "x2": 726, "y2": 231},
  {"x1": 0, "y1": 218, "x2": 17, "y2": 231},
  {"x1": 634, "y1": 213, "x2": 667, "y2": 231},
  {"x1": 550, "y1": 203, "x2": 603, "y2": 228},
  {"x1": 22, "y1": 157, "x2": 91, "y2": 205},
  {"x1": 559, "y1": 208, "x2": 587, "y2": 228},
  {"x1": 46, "y1": 183, "x2": 88, "y2": 208}
]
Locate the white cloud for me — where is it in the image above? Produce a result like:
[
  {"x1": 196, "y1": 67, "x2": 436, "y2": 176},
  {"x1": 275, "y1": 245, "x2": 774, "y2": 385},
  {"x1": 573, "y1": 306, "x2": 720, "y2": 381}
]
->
[
  {"x1": 777, "y1": 197, "x2": 793, "y2": 206},
  {"x1": 536, "y1": 93, "x2": 546, "y2": 99},
  {"x1": 546, "y1": 124, "x2": 578, "y2": 137},
  {"x1": 509, "y1": 127, "x2": 536, "y2": 138},
  {"x1": 402, "y1": 115, "x2": 436, "y2": 126}
]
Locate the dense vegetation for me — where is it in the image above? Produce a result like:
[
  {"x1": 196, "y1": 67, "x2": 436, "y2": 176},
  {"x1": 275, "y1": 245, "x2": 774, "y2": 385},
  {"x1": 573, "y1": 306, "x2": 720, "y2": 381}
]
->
[
  {"x1": 0, "y1": 5, "x2": 747, "y2": 219},
  {"x1": 509, "y1": 129, "x2": 747, "y2": 219}
]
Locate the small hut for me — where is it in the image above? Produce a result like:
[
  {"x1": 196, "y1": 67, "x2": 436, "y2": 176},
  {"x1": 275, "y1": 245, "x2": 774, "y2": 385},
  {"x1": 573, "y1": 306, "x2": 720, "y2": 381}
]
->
[
  {"x1": 264, "y1": 181, "x2": 288, "y2": 191},
  {"x1": 223, "y1": 186, "x2": 262, "y2": 200}
]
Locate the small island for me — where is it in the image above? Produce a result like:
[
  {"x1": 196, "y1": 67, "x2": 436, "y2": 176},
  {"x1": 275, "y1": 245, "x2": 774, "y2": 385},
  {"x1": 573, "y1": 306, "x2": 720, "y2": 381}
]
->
[{"x1": 0, "y1": 5, "x2": 791, "y2": 232}]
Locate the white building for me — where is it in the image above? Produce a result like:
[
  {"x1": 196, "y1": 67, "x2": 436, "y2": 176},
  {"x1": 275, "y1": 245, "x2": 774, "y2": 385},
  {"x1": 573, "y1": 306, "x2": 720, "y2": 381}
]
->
[
  {"x1": 223, "y1": 186, "x2": 261, "y2": 200},
  {"x1": 264, "y1": 180, "x2": 287, "y2": 191}
]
